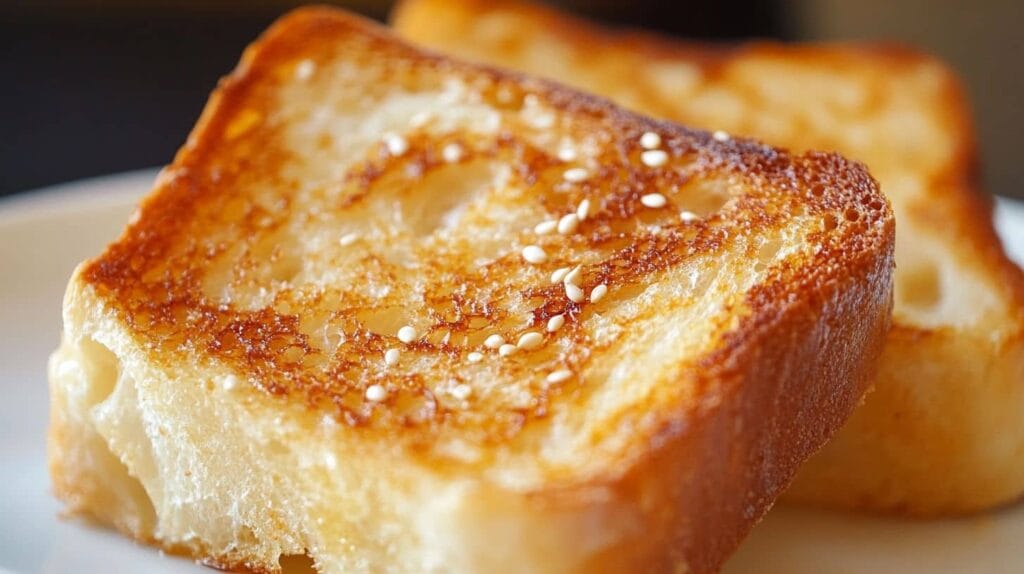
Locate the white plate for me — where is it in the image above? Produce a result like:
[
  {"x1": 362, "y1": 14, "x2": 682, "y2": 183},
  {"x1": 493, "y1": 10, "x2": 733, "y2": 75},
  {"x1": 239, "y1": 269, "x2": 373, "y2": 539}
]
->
[{"x1": 1, "y1": 170, "x2": 1023, "y2": 573}]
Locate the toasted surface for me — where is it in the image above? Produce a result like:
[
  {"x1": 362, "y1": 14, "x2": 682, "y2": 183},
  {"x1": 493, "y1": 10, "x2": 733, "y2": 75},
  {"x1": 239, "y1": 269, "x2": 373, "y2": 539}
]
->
[
  {"x1": 49, "y1": 7, "x2": 893, "y2": 573},
  {"x1": 392, "y1": 0, "x2": 1024, "y2": 515}
]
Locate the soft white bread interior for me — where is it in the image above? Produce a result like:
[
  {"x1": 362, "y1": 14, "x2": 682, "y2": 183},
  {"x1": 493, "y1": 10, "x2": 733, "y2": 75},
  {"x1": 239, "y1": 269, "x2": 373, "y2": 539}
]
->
[
  {"x1": 49, "y1": 7, "x2": 894, "y2": 573},
  {"x1": 392, "y1": 0, "x2": 1024, "y2": 516}
]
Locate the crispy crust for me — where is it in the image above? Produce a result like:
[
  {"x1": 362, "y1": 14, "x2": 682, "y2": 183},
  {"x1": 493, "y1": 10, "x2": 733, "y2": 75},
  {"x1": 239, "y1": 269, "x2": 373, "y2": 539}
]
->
[
  {"x1": 392, "y1": 0, "x2": 1024, "y2": 515},
  {"x1": 79, "y1": 6, "x2": 889, "y2": 457},
  {"x1": 392, "y1": 0, "x2": 1021, "y2": 313},
  {"x1": 52, "y1": 7, "x2": 894, "y2": 572}
]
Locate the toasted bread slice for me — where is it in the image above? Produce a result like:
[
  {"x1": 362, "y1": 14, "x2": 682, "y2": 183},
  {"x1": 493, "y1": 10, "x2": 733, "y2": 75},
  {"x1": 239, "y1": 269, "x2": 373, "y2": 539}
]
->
[
  {"x1": 48, "y1": 7, "x2": 893, "y2": 573},
  {"x1": 392, "y1": 0, "x2": 1024, "y2": 516}
]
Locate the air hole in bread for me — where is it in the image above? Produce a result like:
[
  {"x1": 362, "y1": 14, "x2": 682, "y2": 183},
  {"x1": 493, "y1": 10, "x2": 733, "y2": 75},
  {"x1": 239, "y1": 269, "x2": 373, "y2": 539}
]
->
[
  {"x1": 754, "y1": 238, "x2": 783, "y2": 273},
  {"x1": 392, "y1": 160, "x2": 497, "y2": 237},
  {"x1": 80, "y1": 337, "x2": 120, "y2": 406},
  {"x1": 67, "y1": 338, "x2": 159, "y2": 533},
  {"x1": 757, "y1": 238, "x2": 783, "y2": 263},
  {"x1": 201, "y1": 227, "x2": 303, "y2": 306},
  {"x1": 672, "y1": 176, "x2": 733, "y2": 216}
]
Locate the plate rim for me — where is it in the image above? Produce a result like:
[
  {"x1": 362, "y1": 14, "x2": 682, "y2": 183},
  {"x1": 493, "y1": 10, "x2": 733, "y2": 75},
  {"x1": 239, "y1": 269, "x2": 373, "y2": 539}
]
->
[
  {"x1": 2, "y1": 169, "x2": 1023, "y2": 574},
  {"x1": 0, "y1": 168, "x2": 160, "y2": 227}
]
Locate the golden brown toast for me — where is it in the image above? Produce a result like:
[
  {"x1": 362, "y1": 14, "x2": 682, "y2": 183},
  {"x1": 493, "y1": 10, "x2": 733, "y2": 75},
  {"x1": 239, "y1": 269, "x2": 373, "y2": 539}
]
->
[
  {"x1": 392, "y1": 0, "x2": 1024, "y2": 516},
  {"x1": 48, "y1": 7, "x2": 893, "y2": 573}
]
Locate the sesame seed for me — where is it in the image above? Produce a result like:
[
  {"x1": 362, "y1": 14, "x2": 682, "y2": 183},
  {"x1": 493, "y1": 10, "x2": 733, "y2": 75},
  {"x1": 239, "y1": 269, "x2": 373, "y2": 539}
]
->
[
  {"x1": 365, "y1": 384, "x2": 387, "y2": 402},
  {"x1": 563, "y1": 265, "x2": 583, "y2": 286},
  {"x1": 384, "y1": 133, "x2": 409, "y2": 156},
  {"x1": 498, "y1": 343, "x2": 518, "y2": 357},
  {"x1": 576, "y1": 199, "x2": 592, "y2": 221},
  {"x1": 641, "y1": 149, "x2": 669, "y2": 167},
  {"x1": 712, "y1": 130, "x2": 730, "y2": 142},
  {"x1": 320, "y1": 414, "x2": 339, "y2": 431},
  {"x1": 557, "y1": 147, "x2": 577, "y2": 162},
  {"x1": 530, "y1": 113, "x2": 555, "y2": 129},
  {"x1": 641, "y1": 193, "x2": 668, "y2": 208},
  {"x1": 295, "y1": 59, "x2": 316, "y2": 81},
  {"x1": 565, "y1": 283, "x2": 585, "y2": 303},
  {"x1": 384, "y1": 348, "x2": 401, "y2": 366},
  {"x1": 590, "y1": 284, "x2": 608, "y2": 303},
  {"x1": 557, "y1": 213, "x2": 580, "y2": 234},
  {"x1": 397, "y1": 325, "x2": 417, "y2": 343},
  {"x1": 339, "y1": 232, "x2": 359, "y2": 246},
  {"x1": 467, "y1": 351, "x2": 484, "y2": 363},
  {"x1": 546, "y1": 314, "x2": 565, "y2": 332},
  {"x1": 563, "y1": 167, "x2": 589, "y2": 183},
  {"x1": 517, "y1": 332, "x2": 544, "y2": 350},
  {"x1": 222, "y1": 374, "x2": 240, "y2": 391},
  {"x1": 534, "y1": 220, "x2": 557, "y2": 235},
  {"x1": 680, "y1": 211, "x2": 699, "y2": 223},
  {"x1": 640, "y1": 131, "x2": 662, "y2": 149},
  {"x1": 547, "y1": 370, "x2": 573, "y2": 383},
  {"x1": 451, "y1": 383, "x2": 473, "y2": 400},
  {"x1": 551, "y1": 267, "x2": 571, "y2": 284},
  {"x1": 323, "y1": 452, "x2": 338, "y2": 469},
  {"x1": 442, "y1": 143, "x2": 464, "y2": 163},
  {"x1": 522, "y1": 245, "x2": 547, "y2": 264},
  {"x1": 484, "y1": 334, "x2": 506, "y2": 349}
]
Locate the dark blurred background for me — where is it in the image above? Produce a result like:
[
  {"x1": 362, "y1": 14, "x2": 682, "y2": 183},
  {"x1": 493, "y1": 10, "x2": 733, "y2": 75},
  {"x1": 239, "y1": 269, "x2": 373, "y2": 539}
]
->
[{"x1": 1, "y1": 0, "x2": 1020, "y2": 198}]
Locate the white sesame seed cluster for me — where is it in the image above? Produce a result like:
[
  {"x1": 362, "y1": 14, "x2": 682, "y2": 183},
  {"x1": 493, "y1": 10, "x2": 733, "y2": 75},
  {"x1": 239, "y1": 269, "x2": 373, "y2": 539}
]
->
[
  {"x1": 637, "y1": 131, "x2": 674, "y2": 212},
  {"x1": 354, "y1": 126, "x2": 702, "y2": 406},
  {"x1": 638, "y1": 132, "x2": 705, "y2": 223},
  {"x1": 474, "y1": 130, "x2": 685, "y2": 385}
]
